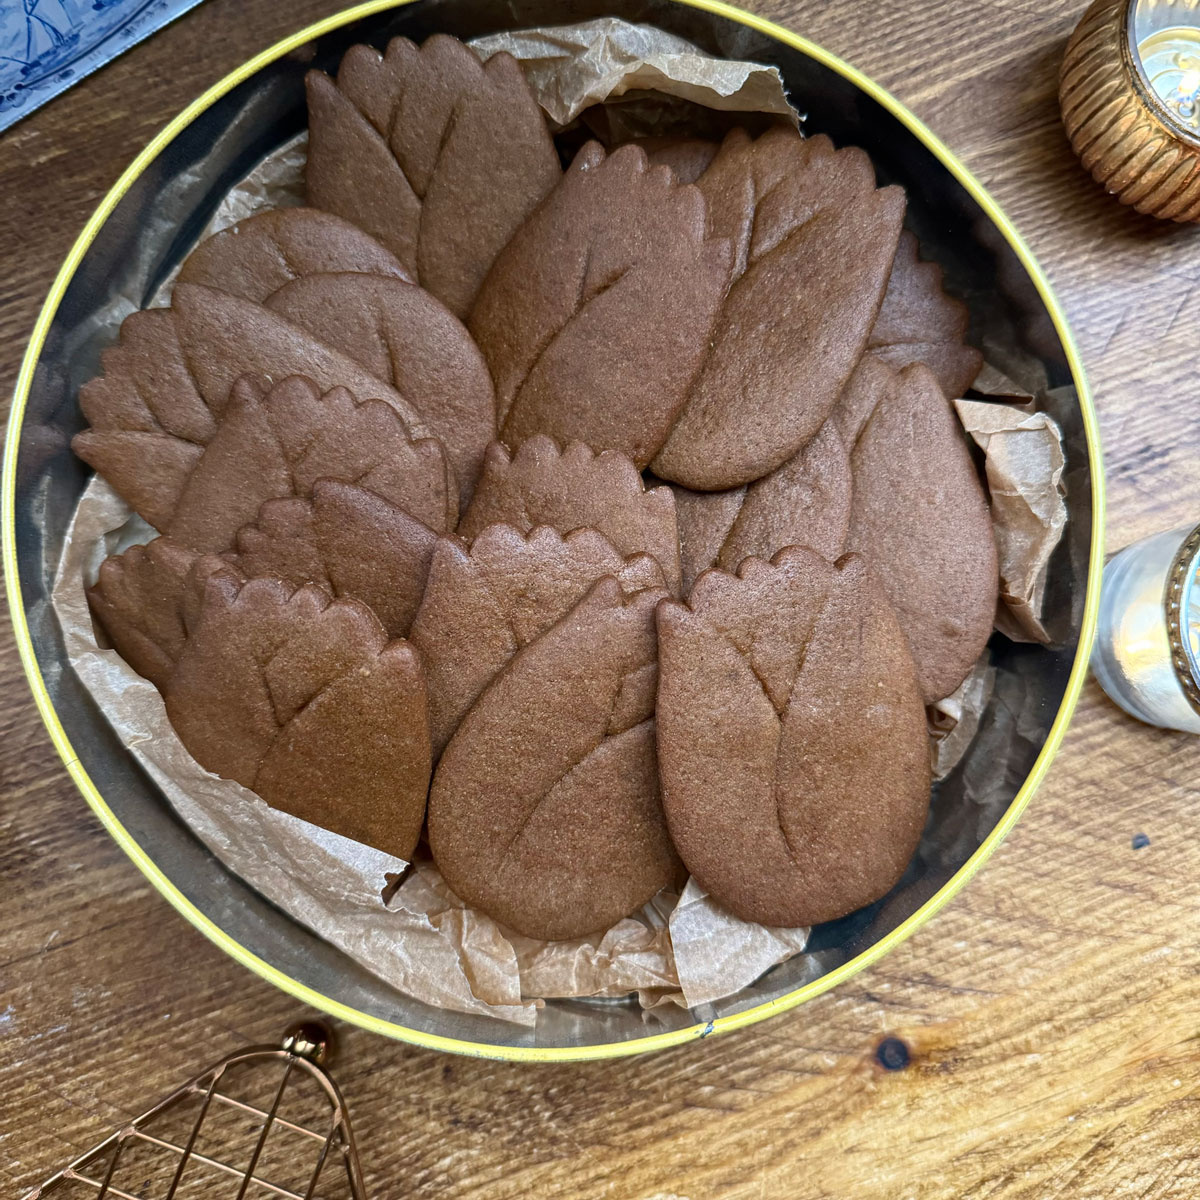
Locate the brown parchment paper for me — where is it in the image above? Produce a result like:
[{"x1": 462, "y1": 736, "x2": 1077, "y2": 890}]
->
[
  {"x1": 469, "y1": 17, "x2": 798, "y2": 129},
  {"x1": 50, "y1": 18, "x2": 1069, "y2": 1024},
  {"x1": 956, "y1": 397, "x2": 1068, "y2": 644}
]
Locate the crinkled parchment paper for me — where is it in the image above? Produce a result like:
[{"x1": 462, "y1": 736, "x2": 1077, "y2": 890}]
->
[
  {"x1": 957, "y1": 396, "x2": 1067, "y2": 645},
  {"x1": 470, "y1": 17, "x2": 798, "y2": 129},
  {"x1": 51, "y1": 19, "x2": 1068, "y2": 1024}
]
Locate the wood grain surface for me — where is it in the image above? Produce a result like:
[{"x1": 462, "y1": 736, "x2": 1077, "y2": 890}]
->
[{"x1": 3, "y1": 1, "x2": 1200, "y2": 1196}]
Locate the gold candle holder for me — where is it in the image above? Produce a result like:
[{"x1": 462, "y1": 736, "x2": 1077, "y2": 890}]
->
[{"x1": 1061, "y1": 0, "x2": 1200, "y2": 221}]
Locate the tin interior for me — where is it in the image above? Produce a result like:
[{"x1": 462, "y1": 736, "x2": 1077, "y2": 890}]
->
[{"x1": 9, "y1": 0, "x2": 1096, "y2": 1053}]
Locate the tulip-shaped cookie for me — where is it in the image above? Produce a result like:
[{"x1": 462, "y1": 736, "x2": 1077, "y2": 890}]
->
[
  {"x1": 429, "y1": 578, "x2": 677, "y2": 940},
  {"x1": 468, "y1": 143, "x2": 732, "y2": 469},
  {"x1": 306, "y1": 33, "x2": 560, "y2": 317},
  {"x1": 168, "y1": 375, "x2": 455, "y2": 553},
  {"x1": 225, "y1": 479, "x2": 439, "y2": 640},
  {"x1": 867, "y1": 230, "x2": 982, "y2": 399},
  {"x1": 262, "y1": 273, "x2": 494, "y2": 503},
  {"x1": 638, "y1": 136, "x2": 719, "y2": 183},
  {"x1": 166, "y1": 569, "x2": 431, "y2": 858},
  {"x1": 459, "y1": 436, "x2": 683, "y2": 595},
  {"x1": 652, "y1": 128, "x2": 905, "y2": 489},
  {"x1": 90, "y1": 477, "x2": 439, "y2": 685},
  {"x1": 656, "y1": 548, "x2": 931, "y2": 927},
  {"x1": 844, "y1": 361, "x2": 997, "y2": 702},
  {"x1": 410, "y1": 523, "x2": 666, "y2": 754},
  {"x1": 87, "y1": 537, "x2": 209, "y2": 690},
  {"x1": 668, "y1": 420, "x2": 851, "y2": 591},
  {"x1": 73, "y1": 287, "x2": 429, "y2": 525},
  {"x1": 73, "y1": 273, "x2": 494, "y2": 525}
]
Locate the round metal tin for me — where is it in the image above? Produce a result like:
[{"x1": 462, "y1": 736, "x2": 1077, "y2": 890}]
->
[{"x1": 3, "y1": 0, "x2": 1105, "y2": 1061}]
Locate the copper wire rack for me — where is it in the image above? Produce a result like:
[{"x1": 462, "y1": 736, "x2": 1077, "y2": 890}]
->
[{"x1": 23, "y1": 1022, "x2": 367, "y2": 1200}]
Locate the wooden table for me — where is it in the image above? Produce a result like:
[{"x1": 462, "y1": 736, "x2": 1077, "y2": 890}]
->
[{"x1": 3, "y1": 0, "x2": 1199, "y2": 1195}]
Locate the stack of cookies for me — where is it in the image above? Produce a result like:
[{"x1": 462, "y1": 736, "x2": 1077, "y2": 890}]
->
[{"x1": 74, "y1": 32, "x2": 998, "y2": 942}]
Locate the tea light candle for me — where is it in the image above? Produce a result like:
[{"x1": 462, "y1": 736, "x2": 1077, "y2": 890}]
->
[
  {"x1": 1138, "y1": 26, "x2": 1200, "y2": 129},
  {"x1": 1092, "y1": 523, "x2": 1200, "y2": 734},
  {"x1": 1060, "y1": 0, "x2": 1200, "y2": 221}
]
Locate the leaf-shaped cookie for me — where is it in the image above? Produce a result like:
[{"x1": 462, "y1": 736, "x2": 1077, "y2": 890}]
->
[
  {"x1": 166, "y1": 569, "x2": 430, "y2": 859},
  {"x1": 429, "y1": 578, "x2": 678, "y2": 940},
  {"x1": 263, "y1": 272, "x2": 495, "y2": 504},
  {"x1": 176, "y1": 208, "x2": 411, "y2": 303},
  {"x1": 458, "y1": 436, "x2": 683, "y2": 595},
  {"x1": 831, "y1": 353, "x2": 895, "y2": 449},
  {"x1": 868, "y1": 230, "x2": 982, "y2": 399},
  {"x1": 73, "y1": 309, "x2": 213, "y2": 529},
  {"x1": 87, "y1": 537, "x2": 206, "y2": 689},
  {"x1": 637, "y1": 136, "x2": 719, "y2": 183},
  {"x1": 844, "y1": 362, "x2": 997, "y2": 703},
  {"x1": 468, "y1": 142, "x2": 732, "y2": 468},
  {"x1": 669, "y1": 482, "x2": 746, "y2": 596},
  {"x1": 669, "y1": 420, "x2": 851, "y2": 591},
  {"x1": 652, "y1": 128, "x2": 906, "y2": 489},
  {"x1": 168, "y1": 375, "x2": 455, "y2": 553},
  {"x1": 226, "y1": 479, "x2": 439, "y2": 640},
  {"x1": 306, "y1": 34, "x2": 560, "y2": 317},
  {"x1": 409, "y1": 523, "x2": 666, "y2": 755},
  {"x1": 72, "y1": 283, "x2": 433, "y2": 527},
  {"x1": 169, "y1": 282, "x2": 426, "y2": 431},
  {"x1": 656, "y1": 548, "x2": 931, "y2": 927}
]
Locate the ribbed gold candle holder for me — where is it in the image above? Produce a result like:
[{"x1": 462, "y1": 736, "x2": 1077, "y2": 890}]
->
[{"x1": 1061, "y1": 0, "x2": 1200, "y2": 221}]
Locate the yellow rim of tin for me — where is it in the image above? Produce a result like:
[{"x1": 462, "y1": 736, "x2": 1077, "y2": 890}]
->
[{"x1": 2, "y1": 0, "x2": 1105, "y2": 1063}]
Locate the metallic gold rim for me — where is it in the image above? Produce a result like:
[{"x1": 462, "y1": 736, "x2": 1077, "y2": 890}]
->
[
  {"x1": 2, "y1": 0, "x2": 1107, "y2": 1063},
  {"x1": 1165, "y1": 523, "x2": 1200, "y2": 713}
]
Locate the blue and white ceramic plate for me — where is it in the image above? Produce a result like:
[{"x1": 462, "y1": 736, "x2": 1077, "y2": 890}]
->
[{"x1": 0, "y1": 0, "x2": 206, "y2": 132}]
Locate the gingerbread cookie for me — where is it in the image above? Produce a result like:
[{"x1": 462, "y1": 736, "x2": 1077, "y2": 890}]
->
[
  {"x1": 306, "y1": 34, "x2": 560, "y2": 317},
  {"x1": 87, "y1": 537, "x2": 206, "y2": 689},
  {"x1": 831, "y1": 353, "x2": 896, "y2": 449},
  {"x1": 263, "y1": 272, "x2": 495, "y2": 505},
  {"x1": 669, "y1": 482, "x2": 746, "y2": 596},
  {"x1": 169, "y1": 281, "x2": 427, "y2": 431},
  {"x1": 458, "y1": 436, "x2": 683, "y2": 595},
  {"x1": 868, "y1": 230, "x2": 982, "y2": 399},
  {"x1": 168, "y1": 375, "x2": 454, "y2": 553},
  {"x1": 656, "y1": 548, "x2": 931, "y2": 927},
  {"x1": 409, "y1": 523, "x2": 666, "y2": 754},
  {"x1": 72, "y1": 282, "x2": 435, "y2": 526},
  {"x1": 72, "y1": 308, "x2": 216, "y2": 529},
  {"x1": 652, "y1": 128, "x2": 905, "y2": 489},
  {"x1": 176, "y1": 208, "x2": 411, "y2": 303},
  {"x1": 92, "y1": 477, "x2": 438, "y2": 683},
  {"x1": 844, "y1": 362, "x2": 997, "y2": 702},
  {"x1": 429, "y1": 577, "x2": 677, "y2": 940},
  {"x1": 637, "y1": 136, "x2": 719, "y2": 184},
  {"x1": 166, "y1": 569, "x2": 430, "y2": 859},
  {"x1": 226, "y1": 479, "x2": 440, "y2": 640},
  {"x1": 468, "y1": 142, "x2": 731, "y2": 469},
  {"x1": 669, "y1": 420, "x2": 851, "y2": 589}
]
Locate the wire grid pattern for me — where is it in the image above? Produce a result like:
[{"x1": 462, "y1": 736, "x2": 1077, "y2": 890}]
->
[{"x1": 24, "y1": 1039, "x2": 366, "y2": 1200}]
